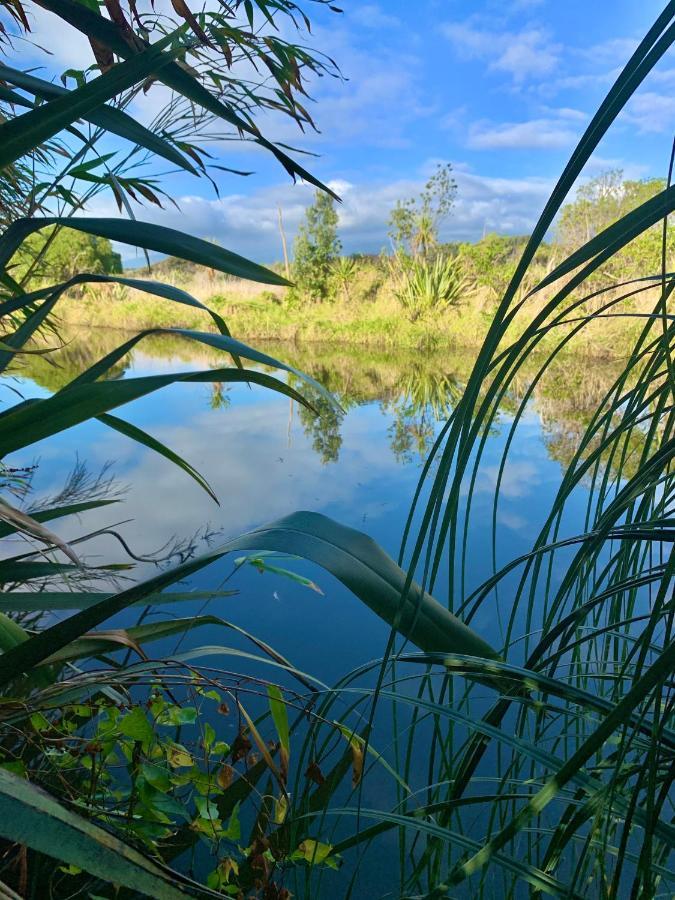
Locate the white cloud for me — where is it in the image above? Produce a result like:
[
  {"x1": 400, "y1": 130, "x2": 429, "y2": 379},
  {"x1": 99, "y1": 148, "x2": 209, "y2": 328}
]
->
[
  {"x1": 85, "y1": 164, "x2": 553, "y2": 264},
  {"x1": 43, "y1": 396, "x2": 403, "y2": 572},
  {"x1": 476, "y1": 461, "x2": 541, "y2": 498},
  {"x1": 467, "y1": 118, "x2": 580, "y2": 150},
  {"x1": 5, "y1": 4, "x2": 93, "y2": 70},
  {"x1": 441, "y1": 20, "x2": 560, "y2": 83},
  {"x1": 580, "y1": 37, "x2": 639, "y2": 66},
  {"x1": 623, "y1": 91, "x2": 675, "y2": 133},
  {"x1": 349, "y1": 5, "x2": 401, "y2": 30}
]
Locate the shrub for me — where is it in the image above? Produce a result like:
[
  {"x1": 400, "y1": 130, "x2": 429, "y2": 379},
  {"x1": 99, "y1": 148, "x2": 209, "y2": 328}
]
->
[{"x1": 391, "y1": 251, "x2": 466, "y2": 322}]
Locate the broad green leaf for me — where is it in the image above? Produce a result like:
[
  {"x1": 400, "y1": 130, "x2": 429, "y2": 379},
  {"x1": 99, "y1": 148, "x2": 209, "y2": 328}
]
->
[
  {"x1": 0, "y1": 513, "x2": 498, "y2": 687},
  {"x1": 119, "y1": 707, "x2": 154, "y2": 749},
  {"x1": 267, "y1": 685, "x2": 290, "y2": 782},
  {"x1": 0, "y1": 274, "x2": 228, "y2": 337},
  {"x1": 0, "y1": 367, "x2": 308, "y2": 457},
  {"x1": 292, "y1": 839, "x2": 337, "y2": 867},
  {"x1": 224, "y1": 512, "x2": 499, "y2": 660},
  {"x1": 267, "y1": 685, "x2": 290, "y2": 756},
  {"x1": 0, "y1": 218, "x2": 289, "y2": 285},
  {"x1": 167, "y1": 743, "x2": 193, "y2": 768},
  {"x1": 0, "y1": 611, "x2": 29, "y2": 652}
]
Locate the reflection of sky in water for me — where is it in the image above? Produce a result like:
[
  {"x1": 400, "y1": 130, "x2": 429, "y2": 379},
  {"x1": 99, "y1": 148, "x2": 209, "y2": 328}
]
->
[
  {"x1": 4, "y1": 341, "x2": 593, "y2": 674},
  {"x1": 3, "y1": 338, "x2": 600, "y2": 896}
]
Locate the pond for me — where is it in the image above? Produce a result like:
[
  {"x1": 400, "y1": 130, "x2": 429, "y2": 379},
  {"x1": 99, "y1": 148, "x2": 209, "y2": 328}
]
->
[{"x1": 4, "y1": 329, "x2": 622, "y2": 896}]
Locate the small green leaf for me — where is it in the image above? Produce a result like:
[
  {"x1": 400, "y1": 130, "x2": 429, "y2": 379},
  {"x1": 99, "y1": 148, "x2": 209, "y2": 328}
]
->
[
  {"x1": 203, "y1": 722, "x2": 216, "y2": 749},
  {"x1": 119, "y1": 708, "x2": 154, "y2": 749},
  {"x1": 293, "y1": 839, "x2": 336, "y2": 867}
]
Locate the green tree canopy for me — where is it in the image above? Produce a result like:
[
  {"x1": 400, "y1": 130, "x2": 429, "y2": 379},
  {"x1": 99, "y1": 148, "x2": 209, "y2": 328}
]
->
[
  {"x1": 556, "y1": 170, "x2": 670, "y2": 285},
  {"x1": 11, "y1": 226, "x2": 122, "y2": 284},
  {"x1": 292, "y1": 191, "x2": 341, "y2": 303}
]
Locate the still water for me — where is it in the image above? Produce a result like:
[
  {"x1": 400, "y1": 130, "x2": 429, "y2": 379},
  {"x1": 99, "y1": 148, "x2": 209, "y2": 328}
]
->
[{"x1": 4, "y1": 329, "x2": 616, "y2": 895}]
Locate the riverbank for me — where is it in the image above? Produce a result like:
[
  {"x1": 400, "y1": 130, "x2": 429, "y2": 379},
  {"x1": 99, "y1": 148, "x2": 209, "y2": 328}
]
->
[
  {"x1": 58, "y1": 275, "x2": 647, "y2": 357},
  {"x1": 59, "y1": 286, "x2": 492, "y2": 348}
]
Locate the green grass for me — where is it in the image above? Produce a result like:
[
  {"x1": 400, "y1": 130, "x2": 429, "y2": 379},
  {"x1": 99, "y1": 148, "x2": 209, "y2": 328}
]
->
[{"x1": 57, "y1": 260, "x2": 656, "y2": 356}]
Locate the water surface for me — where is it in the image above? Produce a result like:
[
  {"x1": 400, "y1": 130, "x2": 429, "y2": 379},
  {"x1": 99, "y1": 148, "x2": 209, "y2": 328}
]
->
[{"x1": 4, "y1": 329, "x2": 620, "y2": 895}]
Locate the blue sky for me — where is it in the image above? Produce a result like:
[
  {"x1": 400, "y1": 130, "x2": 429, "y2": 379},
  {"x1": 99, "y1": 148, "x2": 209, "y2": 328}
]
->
[{"x1": 11, "y1": 0, "x2": 675, "y2": 262}]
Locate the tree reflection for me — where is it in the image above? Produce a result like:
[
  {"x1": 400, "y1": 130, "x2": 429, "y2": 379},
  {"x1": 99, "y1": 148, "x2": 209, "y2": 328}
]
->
[
  {"x1": 14, "y1": 328, "x2": 629, "y2": 473},
  {"x1": 384, "y1": 368, "x2": 461, "y2": 463}
]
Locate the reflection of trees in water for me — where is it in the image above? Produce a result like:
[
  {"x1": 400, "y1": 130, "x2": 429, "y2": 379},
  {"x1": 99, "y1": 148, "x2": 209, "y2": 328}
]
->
[
  {"x1": 384, "y1": 368, "x2": 462, "y2": 463},
  {"x1": 298, "y1": 386, "x2": 345, "y2": 464},
  {"x1": 289, "y1": 355, "x2": 461, "y2": 464},
  {"x1": 209, "y1": 382, "x2": 231, "y2": 410},
  {"x1": 533, "y1": 359, "x2": 639, "y2": 481},
  {"x1": 9, "y1": 329, "x2": 130, "y2": 391},
  {"x1": 16, "y1": 327, "x2": 632, "y2": 473}
]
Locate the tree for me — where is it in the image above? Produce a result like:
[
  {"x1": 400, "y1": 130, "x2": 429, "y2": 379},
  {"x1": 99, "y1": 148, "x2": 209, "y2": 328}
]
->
[
  {"x1": 556, "y1": 171, "x2": 671, "y2": 286},
  {"x1": 388, "y1": 163, "x2": 460, "y2": 319},
  {"x1": 388, "y1": 163, "x2": 457, "y2": 259},
  {"x1": 13, "y1": 227, "x2": 122, "y2": 283},
  {"x1": 292, "y1": 190, "x2": 341, "y2": 302}
]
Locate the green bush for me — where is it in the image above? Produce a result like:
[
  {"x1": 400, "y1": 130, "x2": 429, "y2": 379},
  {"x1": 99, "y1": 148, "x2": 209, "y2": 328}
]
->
[{"x1": 391, "y1": 251, "x2": 466, "y2": 322}]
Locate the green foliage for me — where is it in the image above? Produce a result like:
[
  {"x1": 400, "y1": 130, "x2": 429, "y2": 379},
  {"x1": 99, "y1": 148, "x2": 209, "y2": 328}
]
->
[
  {"x1": 12, "y1": 226, "x2": 122, "y2": 284},
  {"x1": 456, "y1": 233, "x2": 532, "y2": 304},
  {"x1": 557, "y1": 169, "x2": 674, "y2": 287},
  {"x1": 388, "y1": 162, "x2": 456, "y2": 258},
  {"x1": 391, "y1": 251, "x2": 466, "y2": 322},
  {"x1": 291, "y1": 190, "x2": 341, "y2": 303},
  {"x1": 332, "y1": 255, "x2": 357, "y2": 302}
]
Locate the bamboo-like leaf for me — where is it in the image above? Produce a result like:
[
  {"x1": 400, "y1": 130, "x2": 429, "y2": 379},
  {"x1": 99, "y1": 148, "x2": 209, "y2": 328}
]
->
[
  {"x1": 97, "y1": 413, "x2": 218, "y2": 503},
  {"x1": 0, "y1": 590, "x2": 236, "y2": 611},
  {"x1": 0, "y1": 500, "x2": 119, "y2": 541},
  {"x1": 0, "y1": 62, "x2": 197, "y2": 173},
  {"x1": 41, "y1": 614, "x2": 244, "y2": 665},
  {"x1": 448, "y1": 638, "x2": 675, "y2": 886},
  {"x1": 0, "y1": 499, "x2": 81, "y2": 565},
  {"x1": 0, "y1": 29, "x2": 185, "y2": 168},
  {"x1": 326, "y1": 807, "x2": 573, "y2": 897},
  {"x1": 32, "y1": 0, "x2": 338, "y2": 198}
]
